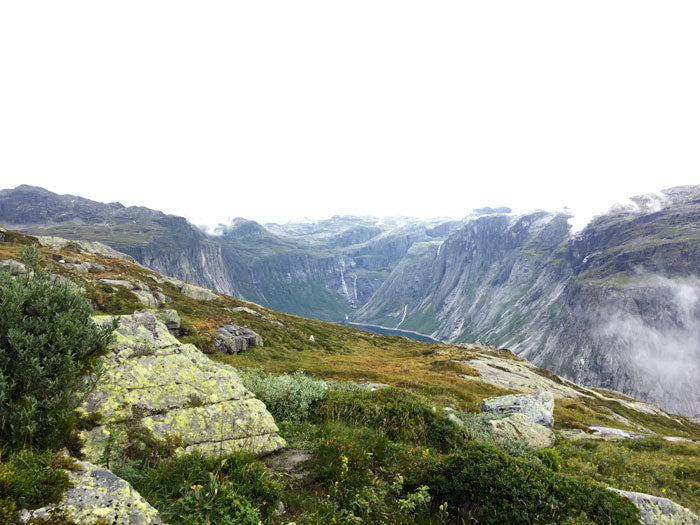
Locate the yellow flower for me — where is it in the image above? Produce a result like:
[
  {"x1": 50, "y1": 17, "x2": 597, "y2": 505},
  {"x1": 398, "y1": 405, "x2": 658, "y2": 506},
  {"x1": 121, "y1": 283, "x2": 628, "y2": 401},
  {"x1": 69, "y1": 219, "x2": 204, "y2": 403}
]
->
[
  {"x1": 335, "y1": 481, "x2": 339, "y2": 486},
  {"x1": 439, "y1": 505, "x2": 444, "y2": 511},
  {"x1": 327, "y1": 494, "x2": 331, "y2": 499},
  {"x1": 662, "y1": 489, "x2": 666, "y2": 494}
]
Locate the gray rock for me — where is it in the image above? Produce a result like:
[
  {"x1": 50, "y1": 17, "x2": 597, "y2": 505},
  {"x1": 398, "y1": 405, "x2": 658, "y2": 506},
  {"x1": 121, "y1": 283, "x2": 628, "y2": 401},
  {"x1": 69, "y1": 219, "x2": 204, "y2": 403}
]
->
[
  {"x1": 589, "y1": 425, "x2": 648, "y2": 440},
  {"x1": 20, "y1": 460, "x2": 162, "y2": 524},
  {"x1": 481, "y1": 391, "x2": 554, "y2": 427},
  {"x1": 611, "y1": 489, "x2": 700, "y2": 524},
  {"x1": 163, "y1": 277, "x2": 219, "y2": 301},
  {"x1": 80, "y1": 311, "x2": 285, "y2": 461},
  {"x1": 487, "y1": 413, "x2": 556, "y2": 449},
  {"x1": 215, "y1": 323, "x2": 264, "y2": 354},
  {"x1": 98, "y1": 279, "x2": 169, "y2": 308},
  {"x1": 149, "y1": 309, "x2": 182, "y2": 336},
  {"x1": 0, "y1": 225, "x2": 5, "y2": 242},
  {"x1": 0, "y1": 259, "x2": 27, "y2": 276},
  {"x1": 50, "y1": 274, "x2": 85, "y2": 294},
  {"x1": 447, "y1": 412, "x2": 465, "y2": 427}
]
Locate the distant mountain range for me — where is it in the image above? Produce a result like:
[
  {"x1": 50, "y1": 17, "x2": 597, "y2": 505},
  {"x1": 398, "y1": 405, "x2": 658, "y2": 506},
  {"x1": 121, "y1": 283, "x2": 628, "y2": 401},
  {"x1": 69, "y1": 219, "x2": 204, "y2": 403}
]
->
[{"x1": 1, "y1": 184, "x2": 698, "y2": 416}]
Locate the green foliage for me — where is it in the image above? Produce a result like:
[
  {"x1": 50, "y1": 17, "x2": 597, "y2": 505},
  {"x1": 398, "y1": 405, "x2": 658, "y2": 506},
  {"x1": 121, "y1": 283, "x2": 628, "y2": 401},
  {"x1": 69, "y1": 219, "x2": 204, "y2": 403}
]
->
[
  {"x1": 238, "y1": 367, "x2": 325, "y2": 422},
  {"x1": 315, "y1": 387, "x2": 468, "y2": 451},
  {"x1": 0, "y1": 246, "x2": 115, "y2": 450},
  {"x1": 115, "y1": 451, "x2": 281, "y2": 525},
  {"x1": 538, "y1": 448, "x2": 563, "y2": 471},
  {"x1": 0, "y1": 451, "x2": 73, "y2": 523},
  {"x1": 556, "y1": 438, "x2": 700, "y2": 513},
  {"x1": 422, "y1": 442, "x2": 639, "y2": 524},
  {"x1": 307, "y1": 423, "x2": 434, "y2": 524}
]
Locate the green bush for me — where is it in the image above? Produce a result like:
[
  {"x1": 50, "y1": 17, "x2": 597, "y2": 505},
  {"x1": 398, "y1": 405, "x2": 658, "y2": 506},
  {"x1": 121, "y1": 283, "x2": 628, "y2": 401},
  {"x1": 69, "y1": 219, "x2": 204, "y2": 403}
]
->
[
  {"x1": 309, "y1": 422, "x2": 433, "y2": 523},
  {"x1": 115, "y1": 451, "x2": 282, "y2": 524},
  {"x1": 423, "y1": 442, "x2": 639, "y2": 524},
  {"x1": 0, "y1": 246, "x2": 114, "y2": 450},
  {"x1": 315, "y1": 387, "x2": 468, "y2": 451},
  {"x1": 0, "y1": 450, "x2": 72, "y2": 523},
  {"x1": 238, "y1": 367, "x2": 325, "y2": 422}
]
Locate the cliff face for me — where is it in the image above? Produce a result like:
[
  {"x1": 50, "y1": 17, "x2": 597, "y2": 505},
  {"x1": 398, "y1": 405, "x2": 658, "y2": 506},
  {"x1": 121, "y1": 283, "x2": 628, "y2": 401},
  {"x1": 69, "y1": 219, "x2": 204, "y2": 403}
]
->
[
  {"x1": 2, "y1": 184, "x2": 699, "y2": 415},
  {"x1": 354, "y1": 186, "x2": 700, "y2": 416}
]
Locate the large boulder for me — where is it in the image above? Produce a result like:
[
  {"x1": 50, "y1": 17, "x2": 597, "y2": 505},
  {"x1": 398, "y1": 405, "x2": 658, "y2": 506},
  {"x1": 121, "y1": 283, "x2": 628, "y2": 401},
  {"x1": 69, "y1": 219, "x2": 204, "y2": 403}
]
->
[
  {"x1": 215, "y1": 323, "x2": 264, "y2": 354},
  {"x1": 611, "y1": 489, "x2": 700, "y2": 524},
  {"x1": 162, "y1": 277, "x2": 218, "y2": 301},
  {"x1": 80, "y1": 311, "x2": 285, "y2": 461},
  {"x1": 0, "y1": 225, "x2": 5, "y2": 242},
  {"x1": 20, "y1": 461, "x2": 162, "y2": 524},
  {"x1": 481, "y1": 391, "x2": 554, "y2": 427},
  {"x1": 487, "y1": 413, "x2": 556, "y2": 449}
]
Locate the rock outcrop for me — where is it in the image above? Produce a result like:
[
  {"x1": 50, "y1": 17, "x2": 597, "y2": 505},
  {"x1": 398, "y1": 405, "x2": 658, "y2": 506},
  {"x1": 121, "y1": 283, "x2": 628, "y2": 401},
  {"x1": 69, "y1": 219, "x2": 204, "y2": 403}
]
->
[
  {"x1": 487, "y1": 413, "x2": 556, "y2": 449},
  {"x1": 0, "y1": 259, "x2": 27, "y2": 276},
  {"x1": 20, "y1": 461, "x2": 162, "y2": 525},
  {"x1": 611, "y1": 489, "x2": 700, "y2": 525},
  {"x1": 80, "y1": 311, "x2": 285, "y2": 461},
  {"x1": 98, "y1": 278, "x2": 170, "y2": 308},
  {"x1": 481, "y1": 391, "x2": 555, "y2": 428},
  {"x1": 215, "y1": 323, "x2": 264, "y2": 354}
]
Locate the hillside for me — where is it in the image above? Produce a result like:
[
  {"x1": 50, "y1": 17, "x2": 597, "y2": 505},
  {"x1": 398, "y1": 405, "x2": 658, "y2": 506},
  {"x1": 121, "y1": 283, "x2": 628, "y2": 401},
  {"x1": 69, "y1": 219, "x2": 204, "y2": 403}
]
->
[{"x1": 1, "y1": 225, "x2": 699, "y2": 523}]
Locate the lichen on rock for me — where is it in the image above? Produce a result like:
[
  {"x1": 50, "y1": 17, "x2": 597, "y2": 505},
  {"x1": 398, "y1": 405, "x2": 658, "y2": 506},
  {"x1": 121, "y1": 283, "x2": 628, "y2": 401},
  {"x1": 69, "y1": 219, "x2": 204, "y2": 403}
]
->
[
  {"x1": 80, "y1": 311, "x2": 285, "y2": 462},
  {"x1": 481, "y1": 391, "x2": 555, "y2": 427},
  {"x1": 215, "y1": 323, "x2": 264, "y2": 354},
  {"x1": 611, "y1": 489, "x2": 700, "y2": 524},
  {"x1": 487, "y1": 413, "x2": 556, "y2": 449},
  {"x1": 19, "y1": 460, "x2": 162, "y2": 525}
]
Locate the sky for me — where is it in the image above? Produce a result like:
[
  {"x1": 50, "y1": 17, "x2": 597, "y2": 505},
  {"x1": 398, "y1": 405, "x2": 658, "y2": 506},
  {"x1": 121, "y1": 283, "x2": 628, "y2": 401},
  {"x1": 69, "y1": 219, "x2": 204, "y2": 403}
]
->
[{"x1": 1, "y1": 1, "x2": 698, "y2": 231}]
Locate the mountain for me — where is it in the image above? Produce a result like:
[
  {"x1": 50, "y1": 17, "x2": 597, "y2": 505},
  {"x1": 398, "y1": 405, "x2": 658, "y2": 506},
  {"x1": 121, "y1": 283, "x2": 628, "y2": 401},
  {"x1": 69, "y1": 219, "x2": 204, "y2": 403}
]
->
[
  {"x1": 0, "y1": 186, "x2": 460, "y2": 321},
  {"x1": 2, "y1": 184, "x2": 699, "y2": 416},
  {"x1": 354, "y1": 186, "x2": 700, "y2": 416},
  {"x1": 1, "y1": 225, "x2": 699, "y2": 523}
]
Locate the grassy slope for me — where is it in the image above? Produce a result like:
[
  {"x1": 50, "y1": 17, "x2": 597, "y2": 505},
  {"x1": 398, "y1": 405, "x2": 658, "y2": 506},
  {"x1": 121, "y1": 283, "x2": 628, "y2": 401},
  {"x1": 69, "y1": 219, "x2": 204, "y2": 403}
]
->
[{"x1": 2, "y1": 229, "x2": 699, "y2": 516}]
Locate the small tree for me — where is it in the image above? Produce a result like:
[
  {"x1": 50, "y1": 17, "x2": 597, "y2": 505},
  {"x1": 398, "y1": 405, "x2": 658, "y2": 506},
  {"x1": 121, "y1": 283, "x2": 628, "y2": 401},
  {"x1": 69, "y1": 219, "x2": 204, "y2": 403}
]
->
[{"x1": 0, "y1": 245, "x2": 114, "y2": 450}]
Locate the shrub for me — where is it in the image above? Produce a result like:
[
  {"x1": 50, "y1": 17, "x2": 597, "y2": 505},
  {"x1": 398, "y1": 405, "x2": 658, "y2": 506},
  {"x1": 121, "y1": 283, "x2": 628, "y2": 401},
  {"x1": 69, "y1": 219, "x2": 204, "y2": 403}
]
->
[
  {"x1": 423, "y1": 442, "x2": 639, "y2": 524},
  {"x1": 115, "y1": 451, "x2": 282, "y2": 524},
  {"x1": 238, "y1": 367, "x2": 325, "y2": 422},
  {"x1": 0, "y1": 450, "x2": 73, "y2": 523},
  {"x1": 315, "y1": 387, "x2": 468, "y2": 451},
  {"x1": 0, "y1": 246, "x2": 115, "y2": 450}
]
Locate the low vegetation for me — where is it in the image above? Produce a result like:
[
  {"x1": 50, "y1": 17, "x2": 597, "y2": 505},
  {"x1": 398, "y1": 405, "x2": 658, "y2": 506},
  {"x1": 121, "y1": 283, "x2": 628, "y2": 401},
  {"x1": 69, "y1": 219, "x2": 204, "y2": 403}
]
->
[{"x1": 1, "y1": 231, "x2": 698, "y2": 522}]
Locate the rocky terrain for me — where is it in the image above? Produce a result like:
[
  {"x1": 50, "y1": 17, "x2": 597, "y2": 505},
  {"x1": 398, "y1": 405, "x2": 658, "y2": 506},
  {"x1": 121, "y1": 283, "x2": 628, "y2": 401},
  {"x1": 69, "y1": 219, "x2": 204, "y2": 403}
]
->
[
  {"x1": 1, "y1": 226, "x2": 699, "y2": 523},
  {"x1": 1, "y1": 184, "x2": 699, "y2": 417}
]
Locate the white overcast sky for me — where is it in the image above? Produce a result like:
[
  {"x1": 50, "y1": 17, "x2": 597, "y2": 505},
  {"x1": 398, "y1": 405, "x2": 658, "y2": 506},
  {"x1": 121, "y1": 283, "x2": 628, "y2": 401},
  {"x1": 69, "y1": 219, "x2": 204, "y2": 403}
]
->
[{"x1": 1, "y1": 1, "x2": 698, "y2": 230}]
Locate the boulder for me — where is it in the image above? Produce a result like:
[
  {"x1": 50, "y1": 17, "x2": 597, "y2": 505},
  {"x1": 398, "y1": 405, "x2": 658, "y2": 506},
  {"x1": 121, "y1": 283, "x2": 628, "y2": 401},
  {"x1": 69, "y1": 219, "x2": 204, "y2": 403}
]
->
[
  {"x1": 0, "y1": 259, "x2": 27, "y2": 276},
  {"x1": 36, "y1": 236, "x2": 138, "y2": 264},
  {"x1": 98, "y1": 278, "x2": 169, "y2": 308},
  {"x1": 215, "y1": 323, "x2": 264, "y2": 354},
  {"x1": 0, "y1": 225, "x2": 5, "y2": 241},
  {"x1": 487, "y1": 413, "x2": 556, "y2": 449},
  {"x1": 611, "y1": 489, "x2": 700, "y2": 524},
  {"x1": 20, "y1": 461, "x2": 162, "y2": 524},
  {"x1": 481, "y1": 391, "x2": 554, "y2": 427},
  {"x1": 80, "y1": 311, "x2": 285, "y2": 461},
  {"x1": 163, "y1": 277, "x2": 218, "y2": 301},
  {"x1": 150, "y1": 308, "x2": 182, "y2": 336}
]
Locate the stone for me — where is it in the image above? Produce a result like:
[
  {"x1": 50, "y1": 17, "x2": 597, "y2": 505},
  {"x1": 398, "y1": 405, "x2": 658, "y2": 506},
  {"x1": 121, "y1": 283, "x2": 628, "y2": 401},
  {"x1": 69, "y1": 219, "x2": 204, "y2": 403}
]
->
[
  {"x1": 215, "y1": 323, "x2": 264, "y2": 354},
  {"x1": 163, "y1": 277, "x2": 218, "y2": 301},
  {"x1": 149, "y1": 308, "x2": 182, "y2": 336},
  {"x1": 611, "y1": 489, "x2": 700, "y2": 524},
  {"x1": 98, "y1": 279, "x2": 169, "y2": 308},
  {"x1": 589, "y1": 425, "x2": 648, "y2": 440},
  {"x1": 19, "y1": 460, "x2": 162, "y2": 524},
  {"x1": 487, "y1": 413, "x2": 556, "y2": 449},
  {"x1": 481, "y1": 391, "x2": 555, "y2": 427},
  {"x1": 80, "y1": 311, "x2": 285, "y2": 461},
  {"x1": 0, "y1": 259, "x2": 27, "y2": 276},
  {"x1": 447, "y1": 412, "x2": 465, "y2": 427},
  {"x1": 0, "y1": 225, "x2": 5, "y2": 241}
]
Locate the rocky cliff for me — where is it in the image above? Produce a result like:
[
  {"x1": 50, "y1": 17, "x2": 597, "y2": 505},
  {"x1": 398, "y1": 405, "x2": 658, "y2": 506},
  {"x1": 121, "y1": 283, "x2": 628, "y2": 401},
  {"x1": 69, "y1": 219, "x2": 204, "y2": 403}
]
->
[{"x1": 354, "y1": 186, "x2": 700, "y2": 416}]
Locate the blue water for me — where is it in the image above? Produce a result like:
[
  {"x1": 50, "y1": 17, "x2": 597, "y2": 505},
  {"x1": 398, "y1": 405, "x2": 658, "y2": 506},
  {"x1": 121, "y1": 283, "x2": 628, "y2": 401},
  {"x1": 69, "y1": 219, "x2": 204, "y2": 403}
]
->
[{"x1": 344, "y1": 322, "x2": 443, "y2": 344}]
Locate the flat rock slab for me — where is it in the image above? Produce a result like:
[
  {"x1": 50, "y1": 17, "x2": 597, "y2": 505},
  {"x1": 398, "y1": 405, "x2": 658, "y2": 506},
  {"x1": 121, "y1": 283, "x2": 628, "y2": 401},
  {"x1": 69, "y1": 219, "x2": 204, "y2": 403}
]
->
[
  {"x1": 488, "y1": 413, "x2": 556, "y2": 449},
  {"x1": 81, "y1": 311, "x2": 285, "y2": 461},
  {"x1": 611, "y1": 489, "x2": 700, "y2": 524},
  {"x1": 20, "y1": 461, "x2": 162, "y2": 524},
  {"x1": 481, "y1": 391, "x2": 554, "y2": 427}
]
